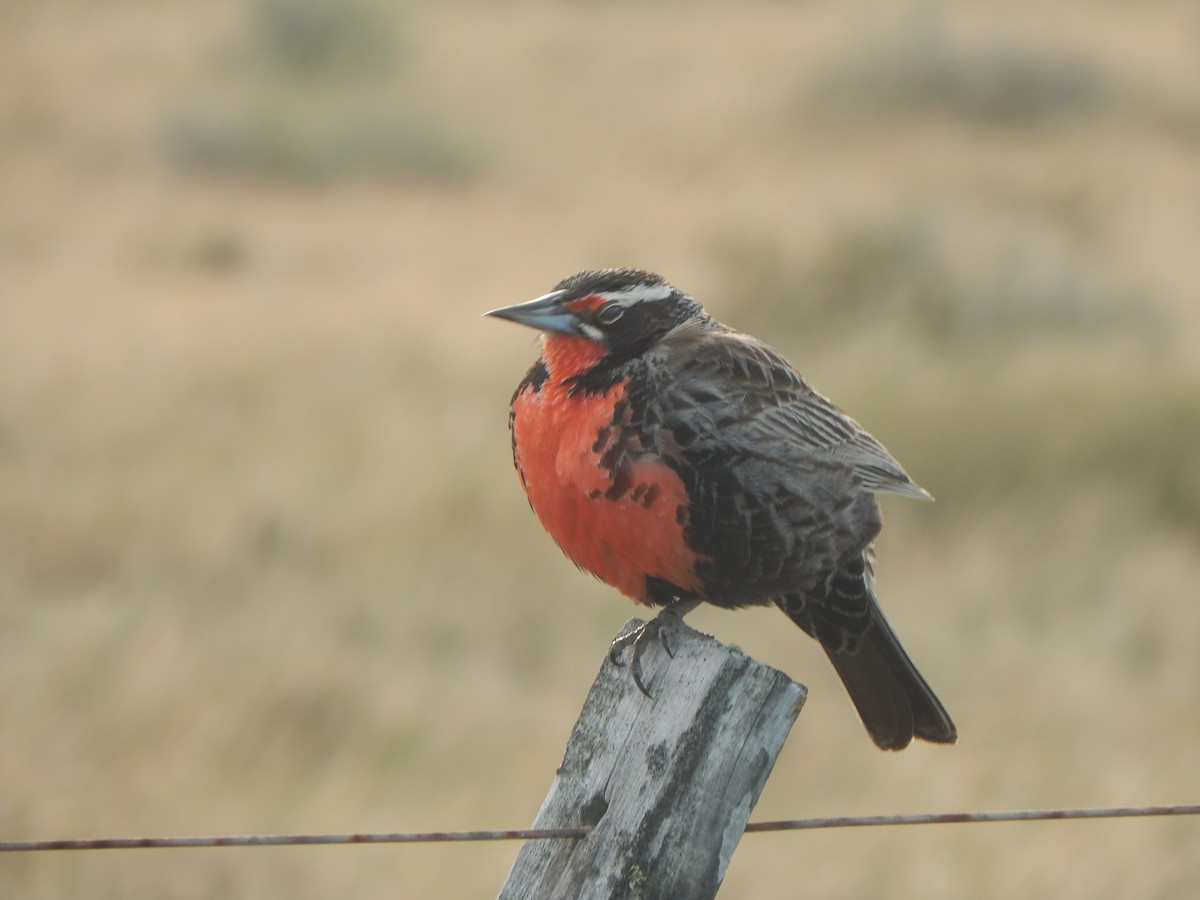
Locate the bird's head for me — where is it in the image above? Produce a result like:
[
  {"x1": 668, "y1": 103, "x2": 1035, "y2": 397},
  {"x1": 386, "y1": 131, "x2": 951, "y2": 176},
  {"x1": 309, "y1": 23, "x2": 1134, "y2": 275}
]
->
[{"x1": 485, "y1": 269, "x2": 705, "y2": 365}]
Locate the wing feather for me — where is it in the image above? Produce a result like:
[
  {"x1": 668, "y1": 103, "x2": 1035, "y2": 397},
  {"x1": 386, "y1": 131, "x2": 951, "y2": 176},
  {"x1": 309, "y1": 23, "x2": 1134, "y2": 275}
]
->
[{"x1": 654, "y1": 324, "x2": 932, "y2": 501}]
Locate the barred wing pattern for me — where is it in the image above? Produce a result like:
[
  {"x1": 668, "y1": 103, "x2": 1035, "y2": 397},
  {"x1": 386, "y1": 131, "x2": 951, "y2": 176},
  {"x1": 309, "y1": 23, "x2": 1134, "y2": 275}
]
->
[{"x1": 639, "y1": 323, "x2": 954, "y2": 748}]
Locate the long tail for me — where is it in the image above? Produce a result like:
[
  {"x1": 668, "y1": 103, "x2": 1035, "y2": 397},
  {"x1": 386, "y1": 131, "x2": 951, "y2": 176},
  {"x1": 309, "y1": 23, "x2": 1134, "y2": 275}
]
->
[{"x1": 776, "y1": 593, "x2": 957, "y2": 751}]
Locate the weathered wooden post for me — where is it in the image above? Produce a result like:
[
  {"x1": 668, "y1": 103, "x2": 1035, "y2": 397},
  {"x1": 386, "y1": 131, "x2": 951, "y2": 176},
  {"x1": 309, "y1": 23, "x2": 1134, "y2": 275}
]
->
[{"x1": 498, "y1": 618, "x2": 806, "y2": 900}]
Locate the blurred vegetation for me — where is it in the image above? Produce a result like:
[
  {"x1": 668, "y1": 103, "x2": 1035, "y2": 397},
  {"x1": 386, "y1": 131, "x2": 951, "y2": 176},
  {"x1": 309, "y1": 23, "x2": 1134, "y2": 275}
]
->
[
  {"x1": 808, "y1": 10, "x2": 1112, "y2": 125},
  {"x1": 161, "y1": 0, "x2": 481, "y2": 182},
  {"x1": 805, "y1": 6, "x2": 1200, "y2": 135},
  {"x1": 712, "y1": 216, "x2": 1162, "y2": 341},
  {"x1": 2, "y1": 1, "x2": 1199, "y2": 898},
  {"x1": 254, "y1": 0, "x2": 396, "y2": 76}
]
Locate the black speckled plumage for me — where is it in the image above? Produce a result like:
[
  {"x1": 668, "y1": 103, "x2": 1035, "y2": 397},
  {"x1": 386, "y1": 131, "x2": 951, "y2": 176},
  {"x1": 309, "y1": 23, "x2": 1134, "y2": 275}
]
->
[{"x1": 493, "y1": 268, "x2": 956, "y2": 750}]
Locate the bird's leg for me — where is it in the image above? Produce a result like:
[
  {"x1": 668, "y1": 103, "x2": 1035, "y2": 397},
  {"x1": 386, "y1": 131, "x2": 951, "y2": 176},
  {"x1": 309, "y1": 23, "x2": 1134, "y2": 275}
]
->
[{"x1": 608, "y1": 597, "x2": 702, "y2": 697}]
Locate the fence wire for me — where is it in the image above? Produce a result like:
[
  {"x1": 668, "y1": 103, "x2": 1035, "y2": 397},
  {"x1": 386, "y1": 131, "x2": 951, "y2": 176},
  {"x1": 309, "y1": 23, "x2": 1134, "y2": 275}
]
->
[{"x1": 2, "y1": 804, "x2": 1196, "y2": 853}]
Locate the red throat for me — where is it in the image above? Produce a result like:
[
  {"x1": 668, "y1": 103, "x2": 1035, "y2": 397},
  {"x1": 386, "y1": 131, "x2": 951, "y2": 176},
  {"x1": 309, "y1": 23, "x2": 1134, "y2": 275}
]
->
[{"x1": 540, "y1": 332, "x2": 606, "y2": 382}]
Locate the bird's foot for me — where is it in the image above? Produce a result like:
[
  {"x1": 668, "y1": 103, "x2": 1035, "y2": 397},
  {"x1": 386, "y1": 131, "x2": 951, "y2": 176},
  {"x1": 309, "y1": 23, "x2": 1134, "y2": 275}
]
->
[{"x1": 608, "y1": 599, "x2": 701, "y2": 697}]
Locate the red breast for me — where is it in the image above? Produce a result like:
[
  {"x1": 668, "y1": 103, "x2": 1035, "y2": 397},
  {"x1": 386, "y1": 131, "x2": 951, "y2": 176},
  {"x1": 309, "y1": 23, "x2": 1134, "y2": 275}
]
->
[{"x1": 510, "y1": 332, "x2": 700, "y2": 604}]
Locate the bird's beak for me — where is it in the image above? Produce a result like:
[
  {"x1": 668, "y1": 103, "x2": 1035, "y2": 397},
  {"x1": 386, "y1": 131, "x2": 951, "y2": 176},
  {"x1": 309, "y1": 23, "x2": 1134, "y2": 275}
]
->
[{"x1": 484, "y1": 290, "x2": 577, "y2": 336}]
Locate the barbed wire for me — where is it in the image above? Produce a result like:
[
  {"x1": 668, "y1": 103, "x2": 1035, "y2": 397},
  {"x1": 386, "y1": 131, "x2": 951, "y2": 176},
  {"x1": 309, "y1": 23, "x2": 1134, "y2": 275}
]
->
[
  {"x1": 743, "y1": 803, "x2": 1200, "y2": 833},
  {"x1": 2, "y1": 804, "x2": 1195, "y2": 853}
]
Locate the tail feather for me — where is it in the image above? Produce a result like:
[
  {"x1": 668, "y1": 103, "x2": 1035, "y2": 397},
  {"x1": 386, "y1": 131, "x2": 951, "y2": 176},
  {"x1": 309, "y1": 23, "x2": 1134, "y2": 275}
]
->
[{"x1": 778, "y1": 595, "x2": 957, "y2": 750}]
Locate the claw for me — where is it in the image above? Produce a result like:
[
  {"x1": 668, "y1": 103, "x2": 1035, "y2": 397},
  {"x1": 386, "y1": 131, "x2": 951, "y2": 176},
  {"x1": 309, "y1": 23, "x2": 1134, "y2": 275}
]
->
[
  {"x1": 659, "y1": 624, "x2": 677, "y2": 660},
  {"x1": 607, "y1": 599, "x2": 701, "y2": 697},
  {"x1": 608, "y1": 623, "x2": 656, "y2": 696}
]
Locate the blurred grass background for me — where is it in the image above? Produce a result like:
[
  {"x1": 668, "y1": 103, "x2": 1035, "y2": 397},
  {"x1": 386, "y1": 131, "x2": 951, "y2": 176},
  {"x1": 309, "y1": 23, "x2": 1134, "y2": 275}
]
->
[{"x1": 2, "y1": 0, "x2": 1199, "y2": 896}]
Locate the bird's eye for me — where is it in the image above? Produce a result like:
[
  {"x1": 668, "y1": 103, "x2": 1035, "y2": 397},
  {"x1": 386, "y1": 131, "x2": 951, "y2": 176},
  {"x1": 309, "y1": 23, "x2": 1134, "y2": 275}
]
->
[{"x1": 597, "y1": 303, "x2": 625, "y2": 326}]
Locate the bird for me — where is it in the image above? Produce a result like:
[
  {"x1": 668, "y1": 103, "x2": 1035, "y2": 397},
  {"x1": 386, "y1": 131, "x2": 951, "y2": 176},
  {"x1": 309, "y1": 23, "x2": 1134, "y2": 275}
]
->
[{"x1": 485, "y1": 268, "x2": 956, "y2": 750}]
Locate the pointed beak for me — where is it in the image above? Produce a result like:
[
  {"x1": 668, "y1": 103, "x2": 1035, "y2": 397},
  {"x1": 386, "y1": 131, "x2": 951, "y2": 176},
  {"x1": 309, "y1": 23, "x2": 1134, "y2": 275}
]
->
[{"x1": 483, "y1": 290, "x2": 577, "y2": 336}]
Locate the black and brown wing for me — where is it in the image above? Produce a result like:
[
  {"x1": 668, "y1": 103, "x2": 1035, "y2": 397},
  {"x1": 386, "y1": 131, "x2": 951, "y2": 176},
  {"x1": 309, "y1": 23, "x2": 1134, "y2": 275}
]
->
[
  {"x1": 637, "y1": 323, "x2": 924, "y2": 603},
  {"x1": 635, "y1": 322, "x2": 955, "y2": 748}
]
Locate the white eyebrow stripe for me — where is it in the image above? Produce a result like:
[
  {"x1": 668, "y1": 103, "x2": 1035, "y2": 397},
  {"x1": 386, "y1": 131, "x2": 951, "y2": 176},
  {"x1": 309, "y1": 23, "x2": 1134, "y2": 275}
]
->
[{"x1": 607, "y1": 283, "x2": 674, "y2": 305}]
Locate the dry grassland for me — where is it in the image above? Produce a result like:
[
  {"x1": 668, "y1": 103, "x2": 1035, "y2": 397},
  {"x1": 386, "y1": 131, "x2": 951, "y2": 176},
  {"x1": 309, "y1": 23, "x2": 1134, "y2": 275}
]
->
[{"x1": 2, "y1": 1, "x2": 1199, "y2": 897}]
